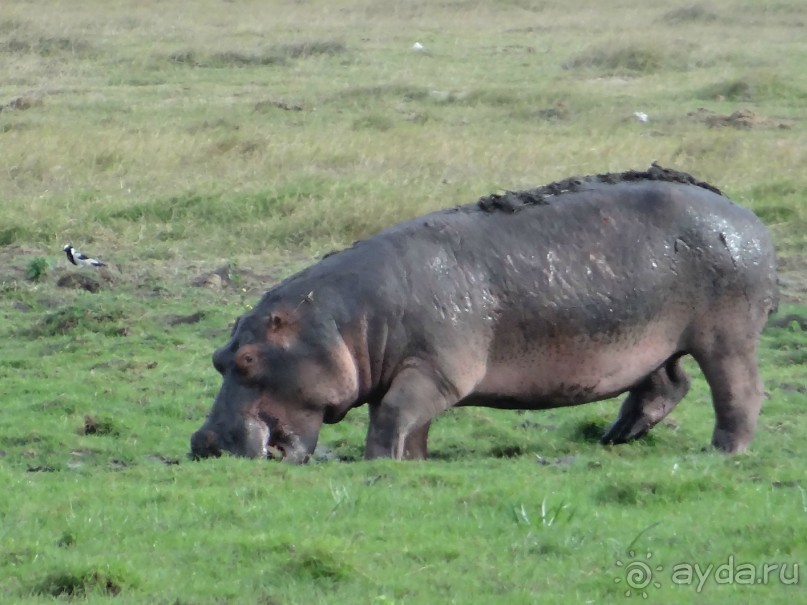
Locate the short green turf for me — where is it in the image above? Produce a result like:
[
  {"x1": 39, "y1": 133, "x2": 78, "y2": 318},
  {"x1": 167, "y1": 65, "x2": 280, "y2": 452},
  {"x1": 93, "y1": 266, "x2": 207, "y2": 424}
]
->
[{"x1": 1, "y1": 1, "x2": 805, "y2": 603}]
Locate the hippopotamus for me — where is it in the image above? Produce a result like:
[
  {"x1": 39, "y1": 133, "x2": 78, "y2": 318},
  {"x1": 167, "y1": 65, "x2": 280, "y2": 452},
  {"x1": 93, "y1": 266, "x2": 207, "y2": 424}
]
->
[{"x1": 190, "y1": 164, "x2": 778, "y2": 463}]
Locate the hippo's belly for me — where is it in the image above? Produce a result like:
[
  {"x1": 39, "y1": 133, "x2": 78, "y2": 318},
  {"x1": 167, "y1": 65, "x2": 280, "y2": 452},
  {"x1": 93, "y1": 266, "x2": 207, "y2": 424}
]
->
[{"x1": 472, "y1": 321, "x2": 684, "y2": 408}]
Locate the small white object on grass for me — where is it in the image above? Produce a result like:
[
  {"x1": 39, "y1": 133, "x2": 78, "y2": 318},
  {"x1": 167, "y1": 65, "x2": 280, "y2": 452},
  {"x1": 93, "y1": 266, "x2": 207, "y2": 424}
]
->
[
  {"x1": 63, "y1": 243, "x2": 106, "y2": 268},
  {"x1": 633, "y1": 111, "x2": 649, "y2": 123},
  {"x1": 412, "y1": 42, "x2": 425, "y2": 52}
]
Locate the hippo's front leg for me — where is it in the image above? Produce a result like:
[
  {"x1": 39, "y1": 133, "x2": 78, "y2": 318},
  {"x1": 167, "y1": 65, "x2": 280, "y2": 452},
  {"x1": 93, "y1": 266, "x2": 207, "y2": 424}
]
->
[
  {"x1": 401, "y1": 421, "x2": 431, "y2": 460},
  {"x1": 365, "y1": 363, "x2": 458, "y2": 460}
]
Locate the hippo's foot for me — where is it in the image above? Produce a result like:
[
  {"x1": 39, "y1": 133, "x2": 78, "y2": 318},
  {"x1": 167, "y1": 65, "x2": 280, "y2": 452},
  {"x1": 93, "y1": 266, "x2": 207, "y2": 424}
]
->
[
  {"x1": 601, "y1": 357, "x2": 690, "y2": 445},
  {"x1": 694, "y1": 339, "x2": 764, "y2": 454},
  {"x1": 402, "y1": 421, "x2": 430, "y2": 460}
]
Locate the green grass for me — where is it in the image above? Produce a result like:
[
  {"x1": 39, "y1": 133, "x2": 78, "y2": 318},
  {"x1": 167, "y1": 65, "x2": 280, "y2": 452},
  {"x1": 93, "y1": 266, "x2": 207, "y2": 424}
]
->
[{"x1": 1, "y1": 0, "x2": 806, "y2": 602}]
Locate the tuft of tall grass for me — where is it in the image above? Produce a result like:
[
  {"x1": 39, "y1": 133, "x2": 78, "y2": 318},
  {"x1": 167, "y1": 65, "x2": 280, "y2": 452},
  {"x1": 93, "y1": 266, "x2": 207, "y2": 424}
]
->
[
  {"x1": 698, "y1": 72, "x2": 807, "y2": 102},
  {"x1": 165, "y1": 40, "x2": 347, "y2": 68},
  {"x1": 564, "y1": 43, "x2": 672, "y2": 73},
  {"x1": 660, "y1": 4, "x2": 719, "y2": 24}
]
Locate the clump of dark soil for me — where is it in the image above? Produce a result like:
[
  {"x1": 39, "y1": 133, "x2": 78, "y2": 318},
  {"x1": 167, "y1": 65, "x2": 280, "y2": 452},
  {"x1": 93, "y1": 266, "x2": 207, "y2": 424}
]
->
[
  {"x1": 283, "y1": 548, "x2": 353, "y2": 582},
  {"x1": 488, "y1": 444, "x2": 524, "y2": 458},
  {"x1": 31, "y1": 569, "x2": 128, "y2": 598},
  {"x1": 191, "y1": 264, "x2": 273, "y2": 294},
  {"x1": 687, "y1": 107, "x2": 791, "y2": 129},
  {"x1": 28, "y1": 304, "x2": 128, "y2": 337},
  {"x1": 167, "y1": 310, "x2": 206, "y2": 326},
  {"x1": 255, "y1": 98, "x2": 304, "y2": 112},
  {"x1": 80, "y1": 415, "x2": 120, "y2": 437},
  {"x1": 0, "y1": 95, "x2": 43, "y2": 112},
  {"x1": 570, "y1": 420, "x2": 610, "y2": 443},
  {"x1": 768, "y1": 314, "x2": 807, "y2": 330},
  {"x1": 56, "y1": 273, "x2": 102, "y2": 293},
  {"x1": 531, "y1": 101, "x2": 571, "y2": 121}
]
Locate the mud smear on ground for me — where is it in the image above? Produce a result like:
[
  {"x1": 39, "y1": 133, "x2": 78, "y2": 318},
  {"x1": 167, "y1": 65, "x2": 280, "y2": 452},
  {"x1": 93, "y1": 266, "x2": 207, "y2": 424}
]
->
[{"x1": 148, "y1": 453, "x2": 181, "y2": 465}]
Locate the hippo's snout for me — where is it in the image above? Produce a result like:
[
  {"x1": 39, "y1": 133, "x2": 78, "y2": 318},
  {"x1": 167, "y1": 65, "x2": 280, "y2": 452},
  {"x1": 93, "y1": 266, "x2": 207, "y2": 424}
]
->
[{"x1": 190, "y1": 429, "x2": 222, "y2": 460}]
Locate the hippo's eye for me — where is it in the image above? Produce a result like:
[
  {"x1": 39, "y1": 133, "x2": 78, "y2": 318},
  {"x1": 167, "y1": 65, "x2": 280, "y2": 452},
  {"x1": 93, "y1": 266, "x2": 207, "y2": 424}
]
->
[{"x1": 235, "y1": 344, "x2": 260, "y2": 376}]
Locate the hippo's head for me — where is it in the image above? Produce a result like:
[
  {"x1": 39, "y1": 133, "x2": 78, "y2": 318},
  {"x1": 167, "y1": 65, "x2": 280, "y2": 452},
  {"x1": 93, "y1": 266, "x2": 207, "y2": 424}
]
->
[{"x1": 190, "y1": 293, "x2": 360, "y2": 463}]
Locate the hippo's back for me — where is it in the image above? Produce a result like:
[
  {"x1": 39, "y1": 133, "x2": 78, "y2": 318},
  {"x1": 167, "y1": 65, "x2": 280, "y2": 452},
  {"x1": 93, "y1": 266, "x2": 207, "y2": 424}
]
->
[{"x1": 378, "y1": 171, "x2": 776, "y2": 331}]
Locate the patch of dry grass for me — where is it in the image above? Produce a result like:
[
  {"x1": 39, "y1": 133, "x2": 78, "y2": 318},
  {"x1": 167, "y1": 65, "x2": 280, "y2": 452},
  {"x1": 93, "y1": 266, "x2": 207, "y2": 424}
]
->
[{"x1": 0, "y1": 0, "x2": 805, "y2": 265}]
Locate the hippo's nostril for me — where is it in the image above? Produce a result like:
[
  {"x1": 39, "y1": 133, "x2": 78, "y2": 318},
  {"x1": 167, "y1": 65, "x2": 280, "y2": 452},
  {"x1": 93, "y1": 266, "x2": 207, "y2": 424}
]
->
[{"x1": 212, "y1": 349, "x2": 226, "y2": 374}]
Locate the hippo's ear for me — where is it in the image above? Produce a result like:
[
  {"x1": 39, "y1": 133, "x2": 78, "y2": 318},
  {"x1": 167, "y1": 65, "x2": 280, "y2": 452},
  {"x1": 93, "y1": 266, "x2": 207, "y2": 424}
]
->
[
  {"x1": 268, "y1": 313, "x2": 283, "y2": 331},
  {"x1": 265, "y1": 308, "x2": 299, "y2": 346}
]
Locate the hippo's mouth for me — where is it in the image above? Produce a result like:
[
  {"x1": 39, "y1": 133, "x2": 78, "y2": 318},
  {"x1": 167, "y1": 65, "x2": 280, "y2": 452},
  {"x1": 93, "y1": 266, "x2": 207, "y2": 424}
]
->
[
  {"x1": 244, "y1": 416, "x2": 270, "y2": 459},
  {"x1": 258, "y1": 417, "x2": 310, "y2": 464}
]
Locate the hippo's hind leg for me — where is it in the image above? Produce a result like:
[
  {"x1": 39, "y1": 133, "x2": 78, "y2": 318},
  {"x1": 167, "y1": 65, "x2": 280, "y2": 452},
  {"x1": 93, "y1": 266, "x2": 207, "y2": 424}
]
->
[
  {"x1": 601, "y1": 356, "x2": 690, "y2": 445},
  {"x1": 694, "y1": 342, "x2": 764, "y2": 454},
  {"x1": 690, "y1": 305, "x2": 769, "y2": 453}
]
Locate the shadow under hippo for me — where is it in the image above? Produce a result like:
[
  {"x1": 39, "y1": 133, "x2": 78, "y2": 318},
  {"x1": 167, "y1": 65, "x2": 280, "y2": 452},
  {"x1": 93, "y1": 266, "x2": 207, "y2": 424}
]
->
[{"x1": 191, "y1": 164, "x2": 778, "y2": 463}]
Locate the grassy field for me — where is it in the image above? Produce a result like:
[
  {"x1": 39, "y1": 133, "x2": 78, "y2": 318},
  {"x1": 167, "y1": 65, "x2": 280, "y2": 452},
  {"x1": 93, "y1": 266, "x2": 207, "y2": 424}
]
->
[{"x1": 1, "y1": 0, "x2": 806, "y2": 602}]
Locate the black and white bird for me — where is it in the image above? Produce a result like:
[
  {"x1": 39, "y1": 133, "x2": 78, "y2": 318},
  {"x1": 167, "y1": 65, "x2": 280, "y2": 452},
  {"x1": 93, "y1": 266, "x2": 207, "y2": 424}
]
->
[{"x1": 63, "y1": 243, "x2": 106, "y2": 268}]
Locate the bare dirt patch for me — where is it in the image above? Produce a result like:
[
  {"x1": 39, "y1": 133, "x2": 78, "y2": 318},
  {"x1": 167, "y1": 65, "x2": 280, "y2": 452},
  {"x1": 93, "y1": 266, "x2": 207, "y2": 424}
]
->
[
  {"x1": 0, "y1": 95, "x2": 43, "y2": 112},
  {"x1": 56, "y1": 273, "x2": 102, "y2": 293},
  {"x1": 190, "y1": 264, "x2": 277, "y2": 295}
]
